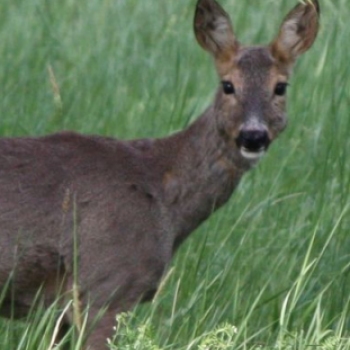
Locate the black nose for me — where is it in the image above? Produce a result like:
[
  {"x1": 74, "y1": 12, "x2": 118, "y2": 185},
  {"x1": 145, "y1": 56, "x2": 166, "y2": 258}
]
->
[{"x1": 236, "y1": 129, "x2": 270, "y2": 152}]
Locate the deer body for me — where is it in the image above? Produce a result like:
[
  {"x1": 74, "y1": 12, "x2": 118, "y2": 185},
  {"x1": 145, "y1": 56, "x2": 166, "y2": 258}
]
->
[{"x1": 0, "y1": 0, "x2": 319, "y2": 348}]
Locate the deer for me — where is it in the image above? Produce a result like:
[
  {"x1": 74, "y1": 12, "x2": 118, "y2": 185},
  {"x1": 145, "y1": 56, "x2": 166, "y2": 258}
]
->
[{"x1": 0, "y1": 0, "x2": 319, "y2": 349}]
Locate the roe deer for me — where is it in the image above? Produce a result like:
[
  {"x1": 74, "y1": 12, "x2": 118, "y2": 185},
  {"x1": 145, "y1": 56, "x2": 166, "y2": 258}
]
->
[{"x1": 0, "y1": 0, "x2": 319, "y2": 348}]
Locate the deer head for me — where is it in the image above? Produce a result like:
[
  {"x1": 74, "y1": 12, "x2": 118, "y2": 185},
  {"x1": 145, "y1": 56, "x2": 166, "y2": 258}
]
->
[{"x1": 194, "y1": 0, "x2": 320, "y2": 160}]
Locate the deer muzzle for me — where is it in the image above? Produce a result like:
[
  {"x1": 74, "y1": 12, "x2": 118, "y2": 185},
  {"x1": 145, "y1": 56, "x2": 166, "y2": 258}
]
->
[{"x1": 236, "y1": 126, "x2": 270, "y2": 160}]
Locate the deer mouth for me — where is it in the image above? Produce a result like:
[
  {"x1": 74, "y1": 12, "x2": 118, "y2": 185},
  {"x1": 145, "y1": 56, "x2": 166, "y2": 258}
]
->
[{"x1": 240, "y1": 146, "x2": 266, "y2": 160}]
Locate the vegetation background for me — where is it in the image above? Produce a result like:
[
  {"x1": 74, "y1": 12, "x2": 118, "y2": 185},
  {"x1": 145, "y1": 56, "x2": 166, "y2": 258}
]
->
[{"x1": 0, "y1": 0, "x2": 349, "y2": 348}]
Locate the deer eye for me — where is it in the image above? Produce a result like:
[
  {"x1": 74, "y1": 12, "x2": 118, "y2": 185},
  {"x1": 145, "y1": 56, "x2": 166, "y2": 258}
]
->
[
  {"x1": 222, "y1": 81, "x2": 235, "y2": 95},
  {"x1": 274, "y1": 82, "x2": 288, "y2": 96}
]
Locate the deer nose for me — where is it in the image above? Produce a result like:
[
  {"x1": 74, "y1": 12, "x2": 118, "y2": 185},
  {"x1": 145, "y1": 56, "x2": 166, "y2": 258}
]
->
[{"x1": 236, "y1": 129, "x2": 270, "y2": 153}]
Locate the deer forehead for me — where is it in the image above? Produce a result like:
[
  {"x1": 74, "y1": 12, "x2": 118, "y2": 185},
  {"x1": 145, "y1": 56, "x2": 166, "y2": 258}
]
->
[{"x1": 218, "y1": 46, "x2": 289, "y2": 90}]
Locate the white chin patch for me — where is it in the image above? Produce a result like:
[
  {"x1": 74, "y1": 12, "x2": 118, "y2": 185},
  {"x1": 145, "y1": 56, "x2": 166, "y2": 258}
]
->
[{"x1": 240, "y1": 147, "x2": 266, "y2": 161}]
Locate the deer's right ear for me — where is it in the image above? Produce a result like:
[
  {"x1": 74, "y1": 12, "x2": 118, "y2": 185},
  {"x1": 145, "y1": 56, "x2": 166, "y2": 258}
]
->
[{"x1": 194, "y1": 0, "x2": 239, "y2": 61}]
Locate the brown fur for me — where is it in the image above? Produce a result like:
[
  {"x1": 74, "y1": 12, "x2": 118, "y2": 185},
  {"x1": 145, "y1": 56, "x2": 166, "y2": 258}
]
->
[{"x1": 0, "y1": 0, "x2": 319, "y2": 349}]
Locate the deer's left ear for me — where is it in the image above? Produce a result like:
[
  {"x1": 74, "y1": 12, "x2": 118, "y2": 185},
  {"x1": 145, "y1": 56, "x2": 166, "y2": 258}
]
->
[
  {"x1": 194, "y1": 0, "x2": 239, "y2": 61},
  {"x1": 271, "y1": 0, "x2": 320, "y2": 64}
]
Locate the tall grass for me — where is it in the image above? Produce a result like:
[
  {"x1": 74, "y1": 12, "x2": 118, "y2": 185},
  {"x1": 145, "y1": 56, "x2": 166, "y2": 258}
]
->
[{"x1": 1, "y1": 0, "x2": 350, "y2": 348}]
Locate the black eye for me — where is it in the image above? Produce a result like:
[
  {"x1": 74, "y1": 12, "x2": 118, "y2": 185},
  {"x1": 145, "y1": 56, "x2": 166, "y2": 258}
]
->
[
  {"x1": 274, "y1": 82, "x2": 288, "y2": 96},
  {"x1": 222, "y1": 81, "x2": 235, "y2": 95}
]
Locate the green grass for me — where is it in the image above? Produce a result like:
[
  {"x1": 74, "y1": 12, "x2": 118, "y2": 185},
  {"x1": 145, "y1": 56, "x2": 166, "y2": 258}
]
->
[{"x1": 1, "y1": 0, "x2": 350, "y2": 348}]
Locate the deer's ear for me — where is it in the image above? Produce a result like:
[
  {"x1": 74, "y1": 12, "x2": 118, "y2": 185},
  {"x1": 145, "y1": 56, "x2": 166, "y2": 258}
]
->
[
  {"x1": 271, "y1": 0, "x2": 320, "y2": 64},
  {"x1": 194, "y1": 0, "x2": 239, "y2": 60}
]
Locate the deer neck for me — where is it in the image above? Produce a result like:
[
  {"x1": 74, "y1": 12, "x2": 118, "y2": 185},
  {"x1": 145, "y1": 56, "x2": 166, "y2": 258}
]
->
[{"x1": 159, "y1": 106, "x2": 254, "y2": 247}]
